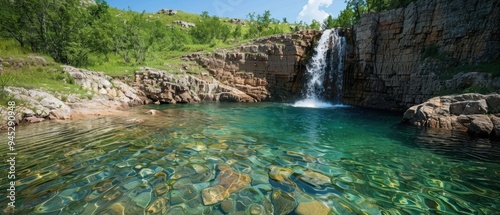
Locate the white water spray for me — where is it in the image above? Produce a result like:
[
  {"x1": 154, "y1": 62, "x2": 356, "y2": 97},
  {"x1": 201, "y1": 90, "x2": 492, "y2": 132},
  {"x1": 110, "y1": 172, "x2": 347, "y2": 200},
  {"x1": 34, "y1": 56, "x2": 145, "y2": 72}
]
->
[{"x1": 293, "y1": 29, "x2": 347, "y2": 108}]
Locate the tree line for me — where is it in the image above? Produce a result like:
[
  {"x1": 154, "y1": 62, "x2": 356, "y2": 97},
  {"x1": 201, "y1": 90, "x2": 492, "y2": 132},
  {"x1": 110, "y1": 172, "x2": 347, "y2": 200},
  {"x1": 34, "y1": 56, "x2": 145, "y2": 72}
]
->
[
  {"x1": 0, "y1": 0, "x2": 416, "y2": 67},
  {"x1": 0, "y1": 0, "x2": 291, "y2": 67},
  {"x1": 321, "y1": 0, "x2": 416, "y2": 29}
]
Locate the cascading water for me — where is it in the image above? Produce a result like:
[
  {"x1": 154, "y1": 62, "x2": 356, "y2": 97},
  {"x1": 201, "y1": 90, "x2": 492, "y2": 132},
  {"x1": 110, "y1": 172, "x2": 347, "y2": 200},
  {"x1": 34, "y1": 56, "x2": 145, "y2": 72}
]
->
[{"x1": 293, "y1": 29, "x2": 347, "y2": 108}]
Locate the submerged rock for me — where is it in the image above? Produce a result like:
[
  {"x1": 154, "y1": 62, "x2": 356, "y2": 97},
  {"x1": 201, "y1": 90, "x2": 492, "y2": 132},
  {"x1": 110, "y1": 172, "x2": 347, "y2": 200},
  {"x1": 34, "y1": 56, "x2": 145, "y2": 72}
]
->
[
  {"x1": 201, "y1": 164, "x2": 251, "y2": 205},
  {"x1": 299, "y1": 170, "x2": 331, "y2": 187},
  {"x1": 271, "y1": 189, "x2": 297, "y2": 215},
  {"x1": 147, "y1": 197, "x2": 169, "y2": 214},
  {"x1": 295, "y1": 201, "x2": 331, "y2": 215},
  {"x1": 268, "y1": 166, "x2": 294, "y2": 184}
]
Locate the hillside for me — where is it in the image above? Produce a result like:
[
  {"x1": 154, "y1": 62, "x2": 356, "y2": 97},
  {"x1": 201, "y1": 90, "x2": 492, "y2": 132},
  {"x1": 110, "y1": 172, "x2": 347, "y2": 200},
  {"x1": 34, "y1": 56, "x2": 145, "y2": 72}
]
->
[{"x1": 0, "y1": 3, "x2": 302, "y2": 108}]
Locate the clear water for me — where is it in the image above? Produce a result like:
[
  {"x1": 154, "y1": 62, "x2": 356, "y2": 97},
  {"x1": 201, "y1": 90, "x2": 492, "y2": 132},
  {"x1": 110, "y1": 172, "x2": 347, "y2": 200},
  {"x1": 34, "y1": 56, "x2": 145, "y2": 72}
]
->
[{"x1": 1, "y1": 103, "x2": 499, "y2": 214}]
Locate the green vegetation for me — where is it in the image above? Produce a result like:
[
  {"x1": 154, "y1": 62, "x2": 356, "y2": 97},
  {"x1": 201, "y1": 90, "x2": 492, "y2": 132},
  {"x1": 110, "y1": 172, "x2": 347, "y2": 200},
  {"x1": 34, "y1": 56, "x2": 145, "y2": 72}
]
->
[
  {"x1": 0, "y1": 0, "x2": 308, "y2": 106},
  {"x1": 324, "y1": 0, "x2": 417, "y2": 28},
  {"x1": 0, "y1": 0, "x2": 296, "y2": 68},
  {"x1": 0, "y1": 0, "x2": 299, "y2": 79},
  {"x1": 0, "y1": 38, "x2": 91, "y2": 106}
]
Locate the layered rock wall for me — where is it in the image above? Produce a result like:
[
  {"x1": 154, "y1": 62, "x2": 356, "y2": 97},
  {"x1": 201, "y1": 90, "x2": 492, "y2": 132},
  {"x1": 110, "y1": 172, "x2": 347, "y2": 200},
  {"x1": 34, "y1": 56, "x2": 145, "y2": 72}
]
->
[
  {"x1": 344, "y1": 0, "x2": 500, "y2": 111},
  {"x1": 184, "y1": 30, "x2": 321, "y2": 102},
  {"x1": 133, "y1": 67, "x2": 256, "y2": 103}
]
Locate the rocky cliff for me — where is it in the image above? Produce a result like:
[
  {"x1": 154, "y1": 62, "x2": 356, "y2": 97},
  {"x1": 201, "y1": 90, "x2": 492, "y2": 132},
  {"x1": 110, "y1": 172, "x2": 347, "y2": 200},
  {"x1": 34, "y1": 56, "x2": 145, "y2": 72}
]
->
[
  {"x1": 133, "y1": 67, "x2": 256, "y2": 103},
  {"x1": 343, "y1": 0, "x2": 500, "y2": 111},
  {"x1": 183, "y1": 30, "x2": 321, "y2": 102}
]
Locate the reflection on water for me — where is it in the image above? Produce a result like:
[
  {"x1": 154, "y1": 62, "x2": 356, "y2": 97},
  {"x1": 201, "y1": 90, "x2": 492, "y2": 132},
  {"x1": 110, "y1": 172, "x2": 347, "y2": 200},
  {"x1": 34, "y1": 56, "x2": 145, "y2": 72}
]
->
[{"x1": 0, "y1": 103, "x2": 499, "y2": 214}]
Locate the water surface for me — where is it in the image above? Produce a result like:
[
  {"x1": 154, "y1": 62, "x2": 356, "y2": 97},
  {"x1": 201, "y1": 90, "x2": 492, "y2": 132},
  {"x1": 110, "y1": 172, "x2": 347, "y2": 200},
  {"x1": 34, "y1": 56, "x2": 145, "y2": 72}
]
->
[{"x1": 1, "y1": 103, "x2": 499, "y2": 214}]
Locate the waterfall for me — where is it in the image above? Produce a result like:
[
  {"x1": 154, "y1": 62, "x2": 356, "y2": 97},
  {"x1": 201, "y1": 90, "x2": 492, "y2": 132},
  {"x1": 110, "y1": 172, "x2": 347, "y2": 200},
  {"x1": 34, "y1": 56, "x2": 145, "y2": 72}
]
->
[{"x1": 293, "y1": 29, "x2": 347, "y2": 108}]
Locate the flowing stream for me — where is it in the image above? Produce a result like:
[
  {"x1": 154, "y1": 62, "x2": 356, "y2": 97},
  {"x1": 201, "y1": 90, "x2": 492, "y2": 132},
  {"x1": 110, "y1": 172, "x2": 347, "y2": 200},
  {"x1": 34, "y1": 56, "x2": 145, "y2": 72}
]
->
[
  {"x1": 1, "y1": 103, "x2": 499, "y2": 214},
  {"x1": 294, "y1": 29, "x2": 347, "y2": 108}
]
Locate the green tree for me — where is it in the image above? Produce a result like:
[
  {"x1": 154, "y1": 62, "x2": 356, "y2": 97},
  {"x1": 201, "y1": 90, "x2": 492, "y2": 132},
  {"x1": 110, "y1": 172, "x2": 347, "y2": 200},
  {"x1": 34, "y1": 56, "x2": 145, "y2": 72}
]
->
[
  {"x1": 309, "y1": 20, "x2": 321, "y2": 30},
  {"x1": 322, "y1": 15, "x2": 335, "y2": 29},
  {"x1": 0, "y1": 0, "x2": 112, "y2": 66},
  {"x1": 190, "y1": 12, "x2": 231, "y2": 44}
]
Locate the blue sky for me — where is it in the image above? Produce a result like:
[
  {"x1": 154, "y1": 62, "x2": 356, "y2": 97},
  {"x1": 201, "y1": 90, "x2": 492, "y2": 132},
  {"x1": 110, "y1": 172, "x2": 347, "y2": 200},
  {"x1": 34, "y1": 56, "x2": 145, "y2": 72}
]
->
[{"x1": 105, "y1": 0, "x2": 347, "y2": 24}]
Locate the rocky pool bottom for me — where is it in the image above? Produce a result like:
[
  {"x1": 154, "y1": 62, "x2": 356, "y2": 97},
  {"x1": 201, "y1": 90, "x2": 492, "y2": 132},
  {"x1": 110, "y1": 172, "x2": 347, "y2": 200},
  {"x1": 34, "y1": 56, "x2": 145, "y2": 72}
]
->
[{"x1": 1, "y1": 103, "x2": 499, "y2": 214}]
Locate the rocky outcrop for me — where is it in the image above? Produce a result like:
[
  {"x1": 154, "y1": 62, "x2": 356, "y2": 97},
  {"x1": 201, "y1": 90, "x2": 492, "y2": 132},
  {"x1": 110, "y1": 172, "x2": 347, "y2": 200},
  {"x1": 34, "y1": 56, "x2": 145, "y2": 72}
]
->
[
  {"x1": 402, "y1": 93, "x2": 500, "y2": 139},
  {"x1": 133, "y1": 67, "x2": 256, "y2": 103},
  {"x1": 173, "y1": 20, "x2": 195, "y2": 28},
  {"x1": 344, "y1": 0, "x2": 500, "y2": 111},
  {"x1": 0, "y1": 65, "x2": 152, "y2": 128},
  {"x1": 64, "y1": 66, "x2": 148, "y2": 106},
  {"x1": 157, "y1": 9, "x2": 177, "y2": 15},
  {"x1": 184, "y1": 30, "x2": 321, "y2": 102},
  {"x1": 228, "y1": 18, "x2": 245, "y2": 25}
]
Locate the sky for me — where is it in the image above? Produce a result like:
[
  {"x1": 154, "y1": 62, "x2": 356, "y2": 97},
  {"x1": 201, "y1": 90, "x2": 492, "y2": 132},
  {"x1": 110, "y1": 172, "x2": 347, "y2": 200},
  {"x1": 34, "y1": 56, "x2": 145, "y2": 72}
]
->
[{"x1": 104, "y1": 0, "x2": 347, "y2": 24}]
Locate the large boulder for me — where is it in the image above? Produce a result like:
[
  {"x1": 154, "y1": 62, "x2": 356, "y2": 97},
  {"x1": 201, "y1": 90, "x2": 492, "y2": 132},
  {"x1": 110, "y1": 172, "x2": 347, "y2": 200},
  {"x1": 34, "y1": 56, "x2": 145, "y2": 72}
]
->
[
  {"x1": 467, "y1": 115, "x2": 494, "y2": 137},
  {"x1": 201, "y1": 164, "x2": 251, "y2": 205},
  {"x1": 402, "y1": 93, "x2": 500, "y2": 139},
  {"x1": 490, "y1": 116, "x2": 500, "y2": 139}
]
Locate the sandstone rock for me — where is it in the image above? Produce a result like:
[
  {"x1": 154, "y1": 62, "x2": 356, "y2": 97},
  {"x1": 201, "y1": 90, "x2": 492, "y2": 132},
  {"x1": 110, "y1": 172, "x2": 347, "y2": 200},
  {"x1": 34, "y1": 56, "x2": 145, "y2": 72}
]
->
[
  {"x1": 468, "y1": 115, "x2": 493, "y2": 137},
  {"x1": 201, "y1": 164, "x2": 251, "y2": 205},
  {"x1": 295, "y1": 201, "x2": 331, "y2": 215},
  {"x1": 486, "y1": 94, "x2": 500, "y2": 113},
  {"x1": 221, "y1": 199, "x2": 233, "y2": 213},
  {"x1": 403, "y1": 93, "x2": 500, "y2": 139},
  {"x1": 298, "y1": 170, "x2": 331, "y2": 187},
  {"x1": 50, "y1": 109, "x2": 72, "y2": 120},
  {"x1": 491, "y1": 116, "x2": 500, "y2": 139},
  {"x1": 147, "y1": 110, "x2": 158, "y2": 115},
  {"x1": 462, "y1": 100, "x2": 488, "y2": 115},
  {"x1": 25, "y1": 116, "x2": 45, "y2": 123},
  {"x1": 185, "y1": 30, "x2": 321, "y2": 102},
  {"x1": 28, "y1": 90, "x2": 70, "y2": 111},
  {"x1": 271, "y1": 190, "x2": 297, "y2": 215},
  {"x1": 268, "y1": 166, "x2": 294, "y2": 184}
]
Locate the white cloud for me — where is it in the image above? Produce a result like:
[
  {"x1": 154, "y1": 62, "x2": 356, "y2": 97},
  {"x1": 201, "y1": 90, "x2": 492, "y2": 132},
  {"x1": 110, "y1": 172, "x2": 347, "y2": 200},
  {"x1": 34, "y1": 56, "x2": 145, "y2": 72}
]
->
[{"x1": 297, "y1": 0, "x2": 333, "y2": 24}]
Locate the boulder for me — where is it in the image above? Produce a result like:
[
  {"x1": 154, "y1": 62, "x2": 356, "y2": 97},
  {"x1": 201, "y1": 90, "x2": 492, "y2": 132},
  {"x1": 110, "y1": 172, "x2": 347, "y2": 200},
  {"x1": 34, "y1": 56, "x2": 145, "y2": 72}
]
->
[
  {"x1": 491, "y1": 116, "x2": 500, "y2": 139},
  {"x1": 402, "y1": 93, "x2": 500, "y2": 139},
  {"x1": 295, "y1": 201, "x2": 331, "y2": 215},
  {"x1": 462, "y1": 100, "x2": 488, "y2": 115},
  {"x1": 468, "y1": 115, "x2": 493, "y2": 137},
  {"x1": 271, "y1": 190, "x2": 297, "y2": 215},
  {"x1": 486, "y1": 94, "x2": 500, "y2": 113},
  {"x1": 298, "y1": 170, "x2": 331, "y2": 187},
  {"x1": 268, "y1": 166, "x2": 293, "y2": 184},
  {"x1": 25, "y1": 117, "x2": 45, "y2": 123},
  {"x1": 201, "y1": 164, "x2": 251, "y2": 205}
]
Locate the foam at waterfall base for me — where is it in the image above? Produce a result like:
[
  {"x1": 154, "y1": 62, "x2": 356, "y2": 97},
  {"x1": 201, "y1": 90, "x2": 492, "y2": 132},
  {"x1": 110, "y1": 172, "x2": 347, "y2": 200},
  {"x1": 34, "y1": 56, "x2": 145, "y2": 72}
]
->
[{"x1": 292, "y1": 99, "x2": 349, "y2": 108}]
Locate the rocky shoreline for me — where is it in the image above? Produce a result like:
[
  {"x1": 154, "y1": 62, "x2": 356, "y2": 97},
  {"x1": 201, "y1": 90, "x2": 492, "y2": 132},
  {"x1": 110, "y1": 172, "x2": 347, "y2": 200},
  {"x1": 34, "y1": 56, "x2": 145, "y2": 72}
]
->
[
  {"x1": 403, "y1": 93, "x2": 500, "y2": 140},
  {"x1": 2, "y1": 61, "x2": 499, "y2": 142},
  {"x1": 0, "y1": 65, "x2": 260, "y2": 129}
]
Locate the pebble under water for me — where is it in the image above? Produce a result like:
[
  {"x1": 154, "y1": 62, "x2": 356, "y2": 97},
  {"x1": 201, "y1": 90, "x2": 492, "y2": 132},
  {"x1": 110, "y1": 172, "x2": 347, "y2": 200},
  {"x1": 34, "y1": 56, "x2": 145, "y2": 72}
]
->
[{"x1": 1, "y1": 102, "x2": 499, "y2": 214}]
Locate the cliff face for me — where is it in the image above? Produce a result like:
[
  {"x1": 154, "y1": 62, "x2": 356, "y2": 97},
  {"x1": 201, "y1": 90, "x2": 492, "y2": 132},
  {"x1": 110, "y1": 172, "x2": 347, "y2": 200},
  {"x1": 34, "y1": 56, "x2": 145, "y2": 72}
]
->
[
  {"x1": 184, "y1": 30, "x2": 321, "y2": 102},
  {"x1": 343, "y1": 0, "x2": 500, "y2": 111}
]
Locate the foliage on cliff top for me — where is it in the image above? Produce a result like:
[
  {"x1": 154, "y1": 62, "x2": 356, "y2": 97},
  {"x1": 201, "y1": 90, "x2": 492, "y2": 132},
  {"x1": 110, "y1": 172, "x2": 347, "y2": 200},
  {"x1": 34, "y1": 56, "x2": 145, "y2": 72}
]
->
[
  {"x1": 324, "y1": 0, "x2": 417, "y2": 28},
  {"x1": 0, "y1": 0, "x2": 303, "y2": 76}
]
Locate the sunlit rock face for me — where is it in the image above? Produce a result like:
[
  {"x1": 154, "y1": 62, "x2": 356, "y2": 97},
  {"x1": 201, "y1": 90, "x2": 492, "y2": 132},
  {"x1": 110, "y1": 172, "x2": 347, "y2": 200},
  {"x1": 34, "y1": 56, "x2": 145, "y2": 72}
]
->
[
  {"x1": 134, "y1": 67, "x2": 257, "y2": 104},
  {"x1": 343, "y1": 0, "x2": 500, "y2": 111},
  {"x1": 183, "y1": 30, "x2": 322, "y2": 102}
]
